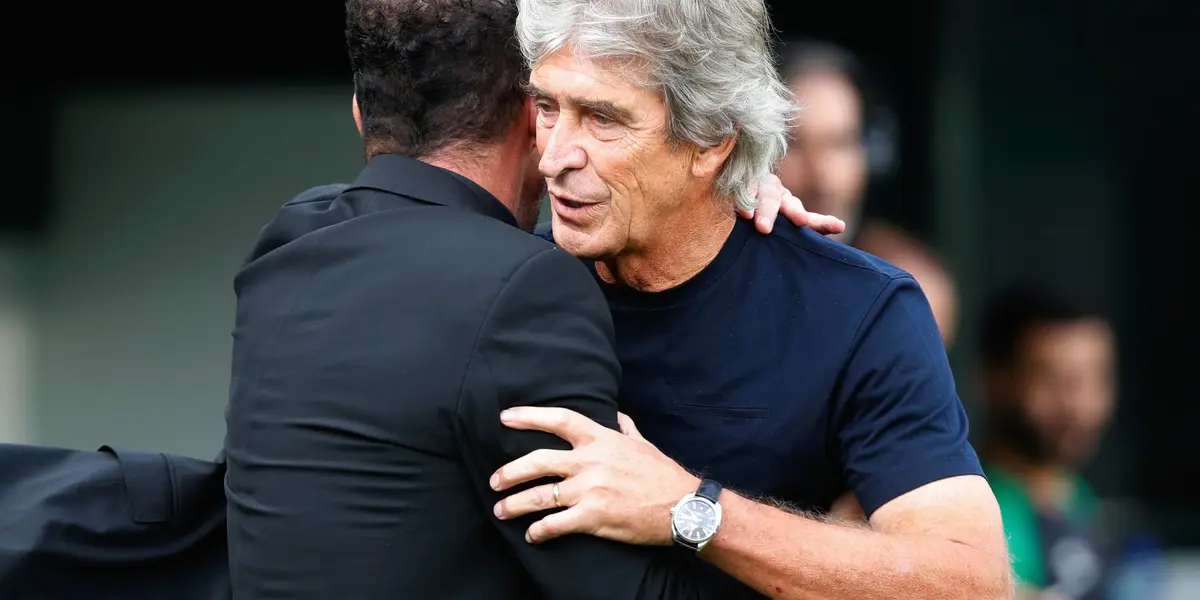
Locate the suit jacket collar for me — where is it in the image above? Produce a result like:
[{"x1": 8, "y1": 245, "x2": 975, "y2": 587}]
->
[{"x1": 346, "y1": 153, "x2": 518, "y2": 228}]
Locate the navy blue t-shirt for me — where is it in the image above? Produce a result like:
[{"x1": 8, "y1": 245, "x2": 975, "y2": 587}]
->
[{"x1": 552, "y1": 217, "x2": 982, "y2": 517}]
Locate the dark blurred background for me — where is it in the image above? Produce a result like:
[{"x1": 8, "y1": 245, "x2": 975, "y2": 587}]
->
[{"x1": 0, "y1": 0, "x2": 1195, "y2": 594}]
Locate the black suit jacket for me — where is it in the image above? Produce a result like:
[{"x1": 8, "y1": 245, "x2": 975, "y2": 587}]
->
[
  {"x1": 0, "y1": 444, "x2": 229, "y2": 600},
  {"x1": 224, "y1": 155, "x2": 715, "y2": 599}
]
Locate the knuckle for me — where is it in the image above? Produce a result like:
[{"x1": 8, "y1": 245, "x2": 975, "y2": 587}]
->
[
  {"x1": 585, "y1": 474, "x2": 610, "y2": 496},
  {"x1": 528, "y1": 448, "x2": 551, "y2": 469},
  {"x1": 551, "y1": 411, "x2": 571, "y2": 429}
]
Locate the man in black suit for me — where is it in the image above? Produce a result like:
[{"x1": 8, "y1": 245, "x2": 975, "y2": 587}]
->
[{"x1": 223, "y1": 1, "x2": 838, "y2": 599}]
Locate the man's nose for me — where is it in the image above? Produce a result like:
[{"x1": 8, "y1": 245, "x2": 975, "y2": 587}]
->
[{"x1": 539, "y1": 122, "x2": 587, "y2": 178}]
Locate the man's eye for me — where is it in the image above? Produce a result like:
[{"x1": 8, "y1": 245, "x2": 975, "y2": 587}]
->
[{"x1": 591, "y1": 113, "x2": 615, "y2": 126}]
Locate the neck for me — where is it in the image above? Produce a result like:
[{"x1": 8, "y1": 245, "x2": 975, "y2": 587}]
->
[
  {"x1": 423, "y1": 142, "x2": 522, "y2": 213},
  {"x1": 987, "y1": 446, "x2": 1075, "y2": 510},
  {"x1": 597, "y1": 195, "x2": 735, "y2": 292}
]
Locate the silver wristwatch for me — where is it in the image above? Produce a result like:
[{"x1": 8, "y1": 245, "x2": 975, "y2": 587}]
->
[{"x1": 669, "y1": 479, "x2": 723, "y2": 551}]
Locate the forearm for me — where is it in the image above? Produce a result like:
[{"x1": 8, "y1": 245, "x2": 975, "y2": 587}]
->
[{"x1": 701, "y1": 492, "x2": 1011, "y2": 600}]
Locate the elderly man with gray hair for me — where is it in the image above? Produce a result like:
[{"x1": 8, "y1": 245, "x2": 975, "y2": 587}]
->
[{"x1": 489, "y1": 1, "x2": 1013, "y2": 599}]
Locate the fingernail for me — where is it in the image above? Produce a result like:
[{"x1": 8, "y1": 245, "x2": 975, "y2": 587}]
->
[
  {"x1": 525, "y1": 532, "x2": 534, "y2": 544},
  {"x1": 490, "y1": 473, "x2": 500, "y2": 490},
  {"x1": 500, "y1": 409, "x2": 514, "y2": 422},
  {"x1": 494, "y1": 503, "x2": 504, "y2": 518}
]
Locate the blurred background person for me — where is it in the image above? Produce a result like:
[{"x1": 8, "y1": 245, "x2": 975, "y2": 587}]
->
[
  {"x1": 776, "y1": 38, "x2": 959, "y2": 346},
  {"x1": 979, "y1": 286, "x2": 1117, "y2": 600}
]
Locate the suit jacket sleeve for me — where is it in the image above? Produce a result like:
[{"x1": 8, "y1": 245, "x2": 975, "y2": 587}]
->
[
  {"x1": 0, "y1": 444, "x2": 228, "y2": 600},
  {"x1": 455, "y1": 247, "x2": 716, "y2": 600}
]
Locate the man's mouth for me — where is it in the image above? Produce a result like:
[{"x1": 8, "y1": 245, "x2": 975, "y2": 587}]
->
[
  {"x1": 549, "y1": 191, "x2": 591, "y2": 209},
  {"x1": 549, "y1": 192, "x2": 599, "y2": 221}
]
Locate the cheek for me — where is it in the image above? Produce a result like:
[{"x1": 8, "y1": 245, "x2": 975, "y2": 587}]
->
[
  {"x1": 590, "y1": 149, "x2": 637, "y2": 209},
  {"x1": 592, "y1": 136, "x2": 678, "y2": 224},
  {"x1": 630, "y1": 145, "x2": 689, "y2": 199}
]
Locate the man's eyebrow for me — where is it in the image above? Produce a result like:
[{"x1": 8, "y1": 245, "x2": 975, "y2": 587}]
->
[
  {"x1": 524, "y1": 83, "x2": 635, "y2": 122},
  {"x1": 523, "y1": 83, "x2": 551, "y2": 98},
  {"x1": 578, "y1": 99, "x2": 635, "y2": 123}
]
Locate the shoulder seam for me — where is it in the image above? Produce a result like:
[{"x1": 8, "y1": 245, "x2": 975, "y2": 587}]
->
[
  {"x1": 829, "y1": 274, "x2": 913, "y2": 399},
  {"x1": 848, "y1": 273, "x2": 911, "y2": 353},
  {"x1": 771, "y1": 228, "x2": 905, "y2": 280}
]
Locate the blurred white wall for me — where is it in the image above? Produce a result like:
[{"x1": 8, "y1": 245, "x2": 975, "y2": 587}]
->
[
  {"x1": 0, "y1": 240, "x2": 33, "y2": 442},
  {"x1": 26, "y1": 86, "x2": 361, "y2": 458}
]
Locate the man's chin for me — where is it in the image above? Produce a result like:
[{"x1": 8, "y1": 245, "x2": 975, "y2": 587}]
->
[{"x1": 550, "y1": 220, "x2": 607, "y2": 260}]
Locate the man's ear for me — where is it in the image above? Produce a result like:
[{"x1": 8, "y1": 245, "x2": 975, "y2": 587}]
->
[
  {"x1": 691, "y1": 134, "x2": 737, "y2": 180},
  {"x1": 352, "y1": 92, "x2": 364, "y2": 137}
]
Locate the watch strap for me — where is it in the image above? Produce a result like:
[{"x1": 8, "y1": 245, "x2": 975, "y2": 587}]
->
[{"x1": 696, "y1": 479, "x2": 723, "y2": 503}]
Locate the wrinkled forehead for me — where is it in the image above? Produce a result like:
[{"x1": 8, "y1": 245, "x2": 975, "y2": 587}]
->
[{"x1": 529, "y1": 47, "x2": 662, "y2": 112}]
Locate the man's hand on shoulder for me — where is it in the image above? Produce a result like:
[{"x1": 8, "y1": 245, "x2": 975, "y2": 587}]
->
[{"x1": 740, "y1": 174, "x2": 845, "y2": 235}]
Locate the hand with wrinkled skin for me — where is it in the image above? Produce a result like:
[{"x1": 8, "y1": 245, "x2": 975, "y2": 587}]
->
[
  {"x1": 490, "y1": 407, "x2": 695, "y2": 545},
  {"x1": 744, "y1": 173, "x2": 845, "y2": 236}
]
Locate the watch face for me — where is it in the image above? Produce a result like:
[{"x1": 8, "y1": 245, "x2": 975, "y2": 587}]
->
[{"x1": 674, "y1": 498, "x2": 720, "y2": 542}]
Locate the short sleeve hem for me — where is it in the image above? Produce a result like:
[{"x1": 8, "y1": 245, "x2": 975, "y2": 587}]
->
[{"x1": 854, "y1": 451, "x2": 985, "y2": 518}]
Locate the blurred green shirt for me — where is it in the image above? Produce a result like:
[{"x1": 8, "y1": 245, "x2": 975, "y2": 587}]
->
[{"x1": 985, "y1": 464, "x2": 1099, "y2": 591}]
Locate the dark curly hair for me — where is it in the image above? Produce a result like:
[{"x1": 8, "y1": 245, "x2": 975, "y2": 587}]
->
[{"x1": 345, "y1": 0, "x2": 527, "y2": 159}]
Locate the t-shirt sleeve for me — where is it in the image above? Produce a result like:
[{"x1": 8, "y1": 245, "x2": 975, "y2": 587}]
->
[
  {"x1": 455, "y1": 246, "x2": 718, "y2": 600},
  {"x1": 832, "y1": 275, "x2": 984, "y2": 517}
]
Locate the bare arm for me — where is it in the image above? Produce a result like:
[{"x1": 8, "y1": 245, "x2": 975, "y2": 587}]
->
[{"x1": 702, "y1": 476, "x2": 1011, "y2": 600}]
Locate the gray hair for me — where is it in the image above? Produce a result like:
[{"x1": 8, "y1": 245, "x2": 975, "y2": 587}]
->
[{"x1": 515, "y1": 0, "x2": 794, "y2": 211}]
